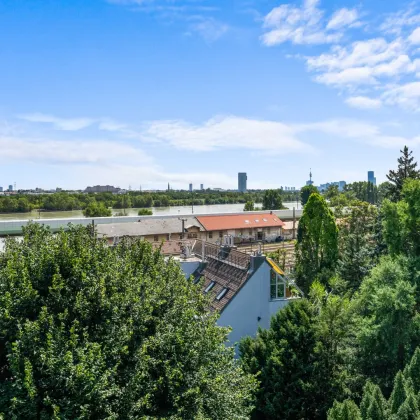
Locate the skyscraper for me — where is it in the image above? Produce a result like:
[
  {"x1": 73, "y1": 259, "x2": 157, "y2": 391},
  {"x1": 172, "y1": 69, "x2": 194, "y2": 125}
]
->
[
  {"x1": 189, "y1": 183, "x2": 193, "y2": 192},
  {"x1": 238, "y1": 173, "x2": 247, "y2": 193},
  {"x1": 368, "y1": 171, "x2": 376, "y2": 186},
  {"x1": 200, "y1": 184, "x2": 204, "y2": 190}
]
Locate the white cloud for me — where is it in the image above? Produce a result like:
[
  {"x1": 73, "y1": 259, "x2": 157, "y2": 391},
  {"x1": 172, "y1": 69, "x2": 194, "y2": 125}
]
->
[
  {"x1": 382, "y1": 81, "x2": 420, "y2": 111},
  {"x1": 345, "y1": 96, "x2": 382, "y2": 109},
  {"x1": 19, "y1": 113, "x2": 95, "y2": 131},
  {"x1": 142, "y1": 116, "x2": 310, "y2": 153},
  {"x1": 264, "y1": 2, "x2": 420, "y2": 111},
  {"x1": 0, "y1": 135, "x2": 152, "y2": 165},
  {"x1": 327, "y1": 8, "x2": 359, "y2": 30},
  {"x1": 380, "y1": 8, "x2": 420, "y2": 35},
  {"x1": 315, "y1": 67, "x2": 377, "y2": 87},
  {"x1": 296, "y1": 119, "x2": 420, "y2": 148},
  {"x1": 261, "y1": 0, "x2": 359, "y2": 46},
  {"x1": 189, "y1": 18, "x2": 229, "y2": 42},
  {"x1": 409, "y1": 27, "x2": 420, "y2": 44}
]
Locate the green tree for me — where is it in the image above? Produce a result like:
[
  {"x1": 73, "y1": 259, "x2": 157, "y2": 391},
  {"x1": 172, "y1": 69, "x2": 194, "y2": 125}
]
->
[
  {"x1": 0, "y1": 224, "x2": 256, "y2": 419},
  {"x1": 325, "y1": 184, "x2": 340, "y2": 200},
  {"x1": 83, "y1": 202, "x2": 112, "y2": 217},
  {"x1": 240, "y1": 292, "x2": 353, "y2": 420},
  {"x1": 386, "y1": 146, "x2": 419, "y2": 202},
  {"x1": 262, "y1": 190, "x2": 283, "y2": 210},
  {"x1": 138, "y1": 208, "x2": 153, "y2": 215},
  {"x1": 396, "y1": 392, "x2": 419, "y2": 420},
  {"x1": 327, "y1": 400, "x2": 361, "y2": 420},
  {"x1": 390, "y1": 371, "x2": 407, "y2": 415},
  {"x1": 382, "y1": 179, "x2": 420, "y2": 257},
  {"x1": 295, "y1": 193, "x2": 339, "y2": 294},
  {"x1": 355, "y1": 257, "x2": 420, "y2": 392},
  {"x1": 338, "y1": 202, "x2": 378, "y2": 292},
  {"x1": 244, "y1": 201, "x2": 255, "y2": 211},
  {"x1": 240, "y1": 299, "x2": 319, "y2": 419},
  {"x1": 300, "y1": 184, "x2": 318, "y2": 206}
]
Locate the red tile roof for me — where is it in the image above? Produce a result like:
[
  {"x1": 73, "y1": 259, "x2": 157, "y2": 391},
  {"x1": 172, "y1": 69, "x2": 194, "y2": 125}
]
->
[{"x1": 196, "y1": 213, "x2": 284, "y2": 231}]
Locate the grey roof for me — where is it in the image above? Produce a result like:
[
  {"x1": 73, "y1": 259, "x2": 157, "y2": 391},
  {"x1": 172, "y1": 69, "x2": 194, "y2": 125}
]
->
[{"x1": 96, "y1": 217, "x2": 204, "y2": 237}]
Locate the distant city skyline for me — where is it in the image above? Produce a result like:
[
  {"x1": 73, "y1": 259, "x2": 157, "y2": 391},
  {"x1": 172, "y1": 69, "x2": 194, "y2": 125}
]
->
[{"x1": 1, "y1": 0, "x2": 419, "y2": 190}]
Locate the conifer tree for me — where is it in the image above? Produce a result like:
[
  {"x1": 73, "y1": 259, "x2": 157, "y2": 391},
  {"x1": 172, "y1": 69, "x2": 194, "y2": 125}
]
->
[
  {"x1": 366, "y1": 398, "x2": 386, "y2": 420},
  {"x1": 389, "y1": 371, "x2": 407, "y2": 414},
  {"x1": 396, "y1": 393, "x2": 419, "y2": 420},
  {"x1": 404, "y1": 348, "x2": 420, "y2": 393},
  {"x1": 360, "y1": 381, "x2": 376, "y2": 420},
  {"x1": 327, "y1": 399, "x2": 362, "y2": 420},
  {"x1": 386, "y1": 146, "x2": 419, "y2": 202}
]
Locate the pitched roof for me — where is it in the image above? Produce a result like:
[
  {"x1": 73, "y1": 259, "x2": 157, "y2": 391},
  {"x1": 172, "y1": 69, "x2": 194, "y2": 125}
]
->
[
  {"x1": 96, "y1": 217, "x2": 204, "y2": 237},
  {"x1": 196, "y1": 213, "x2": 284, "y2": 231},
  {"x1": 192, "y1": 240, "x2": 252, "y2": 312}
]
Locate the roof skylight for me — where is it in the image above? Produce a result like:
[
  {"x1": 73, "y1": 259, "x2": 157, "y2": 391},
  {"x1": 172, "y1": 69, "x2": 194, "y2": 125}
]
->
[
  {"x1": 216, "y1": 288, "x2": 228, "y2": 300},
  {"x1": 205, "y1": 281, "x2": 215, "y2": 293}
]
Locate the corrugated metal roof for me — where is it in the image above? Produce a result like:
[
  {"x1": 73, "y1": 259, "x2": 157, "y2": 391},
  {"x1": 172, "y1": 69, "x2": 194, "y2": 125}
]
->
[
  {"x1": 196, "y1": 213, "x2": 284, "y2": 231},
  {"x1": 96, "y1": 217, "x2": 204, "y2": 237}
]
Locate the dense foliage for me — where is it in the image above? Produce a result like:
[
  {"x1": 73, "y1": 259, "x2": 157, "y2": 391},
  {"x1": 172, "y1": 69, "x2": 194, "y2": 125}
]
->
[
  {"x1": 300, "y1": 184, "x2": 318, "y2": 206},
  {"x1": 82, "y1": 201, "x2": 112, "y2": 217},
  {"x1": 0, "y1": 190, "x2": 299, "y2": 214},
  {"x1": 241, "y1": 147, "x2": 420, "y2": 419},
  {"x1": 262, "y1": 190, "x2": 284, "y2": 210},
  {"x1": 0, "y1": 224, "x2": 256, "y2": 418},
  {"x1": 295, "y1": 193, "x2": 338, "y2": 294},
  {"x1": 386, "y1": 146, "x2": 419, "y2": 202}
]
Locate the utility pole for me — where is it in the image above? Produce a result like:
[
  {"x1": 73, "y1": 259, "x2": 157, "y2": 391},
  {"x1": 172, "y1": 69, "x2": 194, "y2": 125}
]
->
[{"x1": 292, "y1": 207, "x2": 296, "y2": 240}]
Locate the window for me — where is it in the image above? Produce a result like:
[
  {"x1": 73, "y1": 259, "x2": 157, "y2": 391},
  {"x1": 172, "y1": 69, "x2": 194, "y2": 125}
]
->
[
  {"x1": 205, "y1": 281, "x2": 215, "y2": 293},
  {"x1": 267, "y1": 228, "x2": 271, "y2": 234},
  {"x1": 270, "y1": 270, "x2": 285, "y2": 300},
  {"x1": 209, "y1": 232, "x2": 213, "y2": 239},
  {"x1": 216, "y1": 288, "x2": 228, "y2": 300},
  {"x1": 187, "y1": 232, "x2": 198, "y2": 239},
  {"x1": 249, "y1": 230, "x2": 253, "y2": 236},
  {"x1": 219, "y1": 231, "x2": 223, "y2": 238},
  {"x1": 166, "y1": 234, "x2": 170, "y2": 241},
  {"x1": 154, "y1": 235, "x2": 159, "y2": 242}
]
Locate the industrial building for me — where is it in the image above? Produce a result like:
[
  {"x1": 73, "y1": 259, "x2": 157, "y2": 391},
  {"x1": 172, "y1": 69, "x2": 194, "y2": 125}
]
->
[
  {"x1": 96, "y1": 213, "x2": 285, "y2": 247},
  {"x1": 85, "y1": 185, "x2": 120, "y2": 193}
]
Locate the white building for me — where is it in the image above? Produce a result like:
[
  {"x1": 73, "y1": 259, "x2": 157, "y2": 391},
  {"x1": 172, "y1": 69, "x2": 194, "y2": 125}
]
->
[{"x1": 179, "y1": 239, "x2": 302, "y2": 349}]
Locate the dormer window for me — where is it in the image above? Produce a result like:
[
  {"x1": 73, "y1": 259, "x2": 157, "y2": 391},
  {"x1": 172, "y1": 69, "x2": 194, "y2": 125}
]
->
[{"x1": 270, "y1": 270, "x2": 285, "y2": 300}]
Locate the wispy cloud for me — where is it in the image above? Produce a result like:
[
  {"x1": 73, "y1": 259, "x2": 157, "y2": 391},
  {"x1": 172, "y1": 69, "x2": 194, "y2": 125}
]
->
[
  {"x1": 261, "y1": 0, "x2": 359, "y2": 46},
  {"x1": 262, "y1": 1, "x2": 420, "y2": 111},
  {"x1": 19, "y1": 113, "x2": 95, "y2": 131},
  {"x1": 188, "y1": 17, "x2": 229, "y2": 42},
  {"x1": 142, "y1": 116, "x2": 310, "y2": 153},
  {"x1": 345, "y1": 96, "x2": 382, "y2": 110},
  {"x1": 107, "y1": 0, "x2": 227, "y2": 42}
]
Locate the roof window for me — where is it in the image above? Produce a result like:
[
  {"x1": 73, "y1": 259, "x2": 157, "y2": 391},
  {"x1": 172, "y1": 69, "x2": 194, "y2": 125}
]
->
[
  {"x1": 255, "y1": 219, "x2": 259, "y2": 223},
  {"x1": 245, "y1": 220, "x2": 250, "y2": 224},
  {"x1": 205, "y1": 281, "x2": 215, "y2": 293},
  {"x1": 263, "y1": 218, "x2": 267, "y2": 222},
  {"x1": 216, "y1": 288, "x2": 228, "y2": 301}
]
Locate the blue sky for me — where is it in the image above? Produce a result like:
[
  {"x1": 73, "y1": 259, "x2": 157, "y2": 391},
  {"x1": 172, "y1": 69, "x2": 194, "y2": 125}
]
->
[{"x1": 1, "y1": 0, "x2": 420, "y2": 190}]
